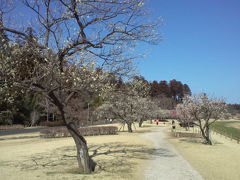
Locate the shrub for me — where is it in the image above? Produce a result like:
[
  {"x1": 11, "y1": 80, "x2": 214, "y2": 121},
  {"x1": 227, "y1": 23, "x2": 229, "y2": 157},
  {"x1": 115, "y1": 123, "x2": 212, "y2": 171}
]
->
[
  {"x1": 0, "y1": 124, "x2": 24, "y2": 131},
  {"x1": 40, "y1": 126, "x2": 118, "y2": 138},
  {"x1": 0, "y1": 111, "x2": 13, "y2": 125}
]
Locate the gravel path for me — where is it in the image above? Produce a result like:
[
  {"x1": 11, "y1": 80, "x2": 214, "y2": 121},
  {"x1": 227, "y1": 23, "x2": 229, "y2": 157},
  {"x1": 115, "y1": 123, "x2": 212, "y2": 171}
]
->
[{"x1": 143, "y1": 127, "x2": 203, "y2": 180}]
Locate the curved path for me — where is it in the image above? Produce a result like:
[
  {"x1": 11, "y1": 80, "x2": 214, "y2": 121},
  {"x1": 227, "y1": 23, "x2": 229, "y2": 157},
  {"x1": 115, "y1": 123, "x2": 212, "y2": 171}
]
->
[{"x1": 143, "y1": 127, "x2": 203, "y2": 180}]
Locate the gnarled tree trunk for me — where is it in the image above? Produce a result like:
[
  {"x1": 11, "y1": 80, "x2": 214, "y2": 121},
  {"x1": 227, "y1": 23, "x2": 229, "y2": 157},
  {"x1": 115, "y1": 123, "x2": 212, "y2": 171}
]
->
[
  {"x1": 67, "y1": 122, "x2": 95, "y2": 173},
  {"x1": 58, "y1": 107, "x2": 95, "y2": 173}
]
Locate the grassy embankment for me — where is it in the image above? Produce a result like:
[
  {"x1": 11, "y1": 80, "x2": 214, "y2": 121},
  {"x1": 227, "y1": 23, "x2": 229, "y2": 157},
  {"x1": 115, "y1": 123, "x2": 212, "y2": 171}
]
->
[
  {"x1": 168, "y1": 119, "x2": 240, "y2": 180},
  {"x1": 0, "y1": 122, "x2": 162, "y2": 180},
  {"x1": 211, "y1": 120, "x2": 240, "y2": 142}
]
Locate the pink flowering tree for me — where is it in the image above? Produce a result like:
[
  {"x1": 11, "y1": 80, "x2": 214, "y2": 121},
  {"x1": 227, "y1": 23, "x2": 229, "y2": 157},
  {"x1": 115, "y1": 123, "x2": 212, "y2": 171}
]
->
[
  {"x1": 181, "y1": 94, "x2": 227, "y2": 145},
  {"x1": 176, "y1": 103, "x2": 194, "y2": 130}
]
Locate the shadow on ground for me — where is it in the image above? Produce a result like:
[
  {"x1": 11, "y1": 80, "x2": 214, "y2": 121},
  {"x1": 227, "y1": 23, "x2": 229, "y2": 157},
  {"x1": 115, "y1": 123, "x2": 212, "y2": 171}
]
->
[
  {"x1": 177, "y1": 137, "x2": 223, "y2": 145},
  {"x1": 1, "y1": 142, "x2": 176, "y2": 178}
]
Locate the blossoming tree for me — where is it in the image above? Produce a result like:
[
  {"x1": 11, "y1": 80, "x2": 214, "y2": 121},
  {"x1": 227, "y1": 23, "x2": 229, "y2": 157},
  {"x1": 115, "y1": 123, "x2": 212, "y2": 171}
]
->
[
  {"x1": 0, "y1": 0, "x2": 160, "y2": 173},
  {"x1": 180, "y1": 94, "x2": 227, "y2": 145},
  {"x1": 96, "y1": 78, "x2": 153, "y2": 132}
]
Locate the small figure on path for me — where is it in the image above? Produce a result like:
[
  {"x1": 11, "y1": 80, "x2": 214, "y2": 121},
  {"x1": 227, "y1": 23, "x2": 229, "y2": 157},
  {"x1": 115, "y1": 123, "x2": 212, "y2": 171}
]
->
[
  {"x1": 154, "y1": 119, "x2": 160, "y2": 125},
  {"x1": 172, "y1": 120, "x2": 176, "y2": 130}
]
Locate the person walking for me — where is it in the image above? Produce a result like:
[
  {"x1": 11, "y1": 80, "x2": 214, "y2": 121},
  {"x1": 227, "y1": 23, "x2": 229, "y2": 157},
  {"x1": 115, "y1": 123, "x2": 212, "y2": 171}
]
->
[{"x1": 172, "y1": 120, "x2": 176, "y2": 130}]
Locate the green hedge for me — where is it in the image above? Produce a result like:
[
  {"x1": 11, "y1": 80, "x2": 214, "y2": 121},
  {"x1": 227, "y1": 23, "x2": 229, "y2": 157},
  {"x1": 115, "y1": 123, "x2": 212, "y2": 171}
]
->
[{"x1": 40, "y1": 126, "x2": 118, "y2": 138}]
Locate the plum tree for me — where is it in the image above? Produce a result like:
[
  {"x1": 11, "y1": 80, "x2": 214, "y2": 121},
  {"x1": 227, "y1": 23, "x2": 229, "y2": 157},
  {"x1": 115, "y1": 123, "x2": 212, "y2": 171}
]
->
[{"x1": 0, "y1": 0, "x2": 160, "y2": 173}]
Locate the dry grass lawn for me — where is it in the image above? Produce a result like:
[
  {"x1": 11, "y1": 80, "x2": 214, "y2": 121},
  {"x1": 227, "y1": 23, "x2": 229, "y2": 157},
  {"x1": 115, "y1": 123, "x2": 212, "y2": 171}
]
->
[
  {"x1": 0, "y1": 122, "x2": 162, "y2": 180},
  {"x1": 168, "y1": 125, "x2": 240, "y2": 180}
]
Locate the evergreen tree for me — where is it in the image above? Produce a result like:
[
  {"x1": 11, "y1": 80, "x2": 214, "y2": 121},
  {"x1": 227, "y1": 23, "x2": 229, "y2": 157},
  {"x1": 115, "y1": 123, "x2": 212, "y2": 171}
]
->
[
  {"x1": 183, "y1": 84, "x2": 191, "y2": 96},
  {"x1": 158, "y1": 80, "x2": 171, "y2": 97},
  {"x1": 150, "y1": 80, "x2": 160, "y2": 97},
  {"x1": 169, "y1": 79, "x2": 183, "y2": 102}
]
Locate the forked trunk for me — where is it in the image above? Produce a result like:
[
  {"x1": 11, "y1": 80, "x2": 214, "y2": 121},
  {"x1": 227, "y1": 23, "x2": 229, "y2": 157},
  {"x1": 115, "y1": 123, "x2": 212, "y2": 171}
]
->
[{"x1": 200, "y1": 126, "x2": 212, "y2": 145}]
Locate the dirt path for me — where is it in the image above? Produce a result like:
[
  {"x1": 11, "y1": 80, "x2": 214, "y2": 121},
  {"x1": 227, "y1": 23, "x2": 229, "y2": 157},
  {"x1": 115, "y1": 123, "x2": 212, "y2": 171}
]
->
[{"x1": 143, "y1": 127, "x2": 203, "y2": 180}]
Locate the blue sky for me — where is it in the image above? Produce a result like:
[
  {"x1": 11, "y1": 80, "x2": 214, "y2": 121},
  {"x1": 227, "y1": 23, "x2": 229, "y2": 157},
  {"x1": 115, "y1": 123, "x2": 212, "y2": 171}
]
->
[
  {"x1": 137, "y1": 0, "x2": 240, "y2": 103},
  {"x1": 8, "y1": 0, "x2": 240, "y2": 104}
]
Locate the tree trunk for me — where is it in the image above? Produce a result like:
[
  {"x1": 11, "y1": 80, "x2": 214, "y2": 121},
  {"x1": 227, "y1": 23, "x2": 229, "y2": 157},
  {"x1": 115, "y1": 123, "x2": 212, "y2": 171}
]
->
[
  {"x1": 67, "y1": 123, "x2": 95, "y2": 173},
  {"x1": 139, "y1": 120, "x2": 143, "y2": 127},
  {"x1": 204, "y1": 126, "x2": 212, "y2": 145},
  {"x1": 200, "y1": 126, "x2": 212, "y2": 145},
  {"x1": 185, "y1": 122, "x2": 189, "y2": 131},
  {"x1": 30, "y1": 109, "x2": 40, "y2": 126},
  {"x1": 127, "y1": 122, "x2": 133, "y2": 132},
  {"x1": 59, "y1": 107, "x2": 95, "y2": 173},
  {"x1": 48, "y1": 90, "x2": 95, "y2": 173}
]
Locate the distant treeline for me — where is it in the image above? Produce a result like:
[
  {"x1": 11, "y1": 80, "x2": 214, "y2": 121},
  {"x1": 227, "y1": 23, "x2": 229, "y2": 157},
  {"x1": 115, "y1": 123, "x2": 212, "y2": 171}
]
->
[
  {"x1": 149, "y1": 79, "x2": 191, "y2": 101},
  {"x1": 129, "y1": 76, "x2": 191, "y2": 109},
  {"x1": 227, "y1": 104, "x2": 240, "y2": 115},
  {"x1": 108, "y1": 76, "x2": 192, "y2": 109}
]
